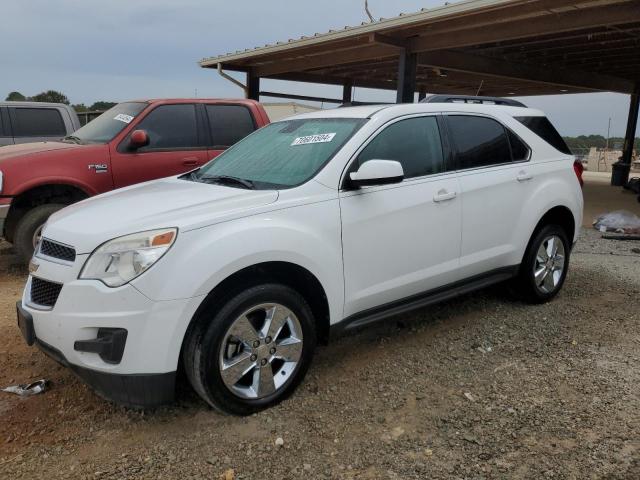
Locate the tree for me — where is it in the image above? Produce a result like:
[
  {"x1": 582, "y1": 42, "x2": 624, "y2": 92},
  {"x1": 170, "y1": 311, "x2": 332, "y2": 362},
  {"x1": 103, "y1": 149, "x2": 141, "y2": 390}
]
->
[
  {"x1": 5, "y1": 91, "x2": 26, "y2": 101},
  {"x1": 30, "y1": 90, "x2": 70, "y2": 105},
  {"x1": 72, "y1": 103, "x2": 89, "y2": 112},
  {"x1": 89, "y1": 101, "x2": 117, "y2": 111}
]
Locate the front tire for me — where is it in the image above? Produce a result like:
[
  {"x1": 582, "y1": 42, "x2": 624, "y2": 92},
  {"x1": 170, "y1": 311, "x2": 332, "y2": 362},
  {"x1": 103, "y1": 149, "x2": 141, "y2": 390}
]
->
[
  {"x1": 183, "y1": 283, "x2": 316, "y2": 415},
  {"x1": 13, "y1": 204, "x2": 66, "y2": 263},
  {"x1": 513, "y1": 224, "x2": 570, "y2": 304}
]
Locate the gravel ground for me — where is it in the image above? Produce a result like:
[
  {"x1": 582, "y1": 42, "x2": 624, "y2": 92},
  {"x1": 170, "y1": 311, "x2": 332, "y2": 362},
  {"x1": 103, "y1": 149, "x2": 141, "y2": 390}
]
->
[{"x1": 1, "y1": 229, "x2": 639, "y2": 479}]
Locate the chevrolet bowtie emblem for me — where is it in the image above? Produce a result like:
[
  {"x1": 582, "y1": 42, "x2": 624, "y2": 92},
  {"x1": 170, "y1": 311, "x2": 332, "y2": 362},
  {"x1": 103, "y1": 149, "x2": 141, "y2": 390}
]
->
[{"x1": 28, "y1": 260, "x2": 40, "y2": 274}]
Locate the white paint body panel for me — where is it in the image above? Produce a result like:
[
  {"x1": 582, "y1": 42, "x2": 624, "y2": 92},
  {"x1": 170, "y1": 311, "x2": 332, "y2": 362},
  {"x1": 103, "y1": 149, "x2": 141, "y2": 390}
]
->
[{"x1": 21, "y1": 102, "x2": 583, "y2": 376}]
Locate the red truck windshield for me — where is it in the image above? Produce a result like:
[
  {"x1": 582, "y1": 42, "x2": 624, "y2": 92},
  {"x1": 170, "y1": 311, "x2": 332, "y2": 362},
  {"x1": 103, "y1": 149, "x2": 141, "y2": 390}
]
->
[{"x1": 69, "y1": 102, "x2": 147, "y2": 144}]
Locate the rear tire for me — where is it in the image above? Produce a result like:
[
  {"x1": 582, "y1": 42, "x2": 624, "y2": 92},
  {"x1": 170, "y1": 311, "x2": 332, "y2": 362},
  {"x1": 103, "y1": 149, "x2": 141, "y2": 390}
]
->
[
  {"x1": 13, "y1": 204, "x2": 66, "y2": 263},
  {"x1": 183, "y1": 283, "x2": 316, "y2": 415},
  {"x1": 512, "y1": 224, "x2": 570, "y2": 304}
]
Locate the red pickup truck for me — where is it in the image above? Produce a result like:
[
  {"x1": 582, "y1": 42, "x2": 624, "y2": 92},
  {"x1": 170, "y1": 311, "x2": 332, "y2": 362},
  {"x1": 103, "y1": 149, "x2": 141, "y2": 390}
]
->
[{"x1": 0, "y1": 99, "x2": 270, "y2": 261}]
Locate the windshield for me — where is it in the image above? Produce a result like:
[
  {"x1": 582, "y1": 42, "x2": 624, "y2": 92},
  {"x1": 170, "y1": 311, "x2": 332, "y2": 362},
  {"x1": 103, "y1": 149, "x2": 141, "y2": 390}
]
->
[
  {"x1": 192, "y1": 118, "x2": 366, "y2": 189},
  {"x1": 69, "y1": 102, "x2": 147, "y2": 144}
]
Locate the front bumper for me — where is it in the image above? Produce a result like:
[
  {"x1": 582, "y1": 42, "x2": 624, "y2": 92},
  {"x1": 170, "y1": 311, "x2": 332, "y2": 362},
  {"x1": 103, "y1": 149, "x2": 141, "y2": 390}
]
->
[
  {"x1": 20, "y1": 254, "x2": 205, "y2": 407},
  {"x1": 0, "y1": 201, "x2": 10, "y2": 236},
  {"x1": 18, "y1": 304, "x2": 175, "y2": 407}
]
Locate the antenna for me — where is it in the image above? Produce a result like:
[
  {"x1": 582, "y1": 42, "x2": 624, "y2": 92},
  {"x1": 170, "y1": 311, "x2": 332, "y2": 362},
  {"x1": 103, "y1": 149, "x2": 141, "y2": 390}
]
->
[
  {"x1": 364, "y1": 0, "x2": 375, "y2": 22},
  {"x1": 475, "y1": 80, "x2": 484, "y2": 96}
]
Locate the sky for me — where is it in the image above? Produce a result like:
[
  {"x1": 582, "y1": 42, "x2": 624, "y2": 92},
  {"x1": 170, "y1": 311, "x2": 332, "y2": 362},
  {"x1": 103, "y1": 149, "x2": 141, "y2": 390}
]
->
[{"x1": 1, "y1": 0, "x2": 637, "y2": 138}]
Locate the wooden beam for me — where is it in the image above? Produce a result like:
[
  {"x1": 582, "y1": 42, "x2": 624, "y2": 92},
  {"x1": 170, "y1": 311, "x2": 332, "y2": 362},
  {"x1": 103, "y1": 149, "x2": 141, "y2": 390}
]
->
[
  {"x1": 621, "y1": 84, "x2": 640, "y2": 166},
  {"x1": 417, "y1": 49, "x2": 635, "y2": 93},
  {"x1": 254, "y1": 45, "x2": 399, "y2": 77},
  {"x1": 397, "y1": 50, "x2": 417, "y2": 103},
  {"x1": 268, "y1": 72, "x2": 398, "y2": 91},
  {"x1": 368, "y1": 32, "x2": 406, "y2": 49},
  {"x1": 259, "y1": 91, "x2": 343, "y2": 104},
  {"x1": 246, "y1": 71, "x2": 260, "y2": 100},
  {"x1": 342, "y1": 79, "x2": 353, "y2": 103},
  {"x1": 409, "y1": 3, "x2": 640, "y2": 54}
]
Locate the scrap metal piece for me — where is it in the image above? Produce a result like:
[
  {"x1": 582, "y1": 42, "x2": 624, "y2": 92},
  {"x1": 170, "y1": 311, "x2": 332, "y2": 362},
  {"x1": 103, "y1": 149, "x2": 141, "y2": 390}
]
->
[{"x1": 2, "y1": 379, "x2": 49, "y2": 397}]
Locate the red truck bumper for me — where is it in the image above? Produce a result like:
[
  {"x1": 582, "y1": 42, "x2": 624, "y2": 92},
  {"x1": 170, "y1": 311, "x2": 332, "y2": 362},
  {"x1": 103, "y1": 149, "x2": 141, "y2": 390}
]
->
[{"x1": 0, "y1": 198, "x2": 12, "y2": 237}]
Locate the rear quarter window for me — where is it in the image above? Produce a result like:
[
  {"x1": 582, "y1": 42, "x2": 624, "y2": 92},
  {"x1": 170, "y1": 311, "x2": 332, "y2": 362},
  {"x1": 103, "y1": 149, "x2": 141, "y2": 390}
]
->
[
  {"x1": 447, "y1": 115, "x2": 512, "y2": 169},
  {"x1": 11, "y1": 108, "x2": 66, "y2": 137},
  {"x1": 205, "y1": 105, "x2": 256, "y2": 147},
  {"x1": 515, "y1": 116, "x2": 571, "y2": 155}
]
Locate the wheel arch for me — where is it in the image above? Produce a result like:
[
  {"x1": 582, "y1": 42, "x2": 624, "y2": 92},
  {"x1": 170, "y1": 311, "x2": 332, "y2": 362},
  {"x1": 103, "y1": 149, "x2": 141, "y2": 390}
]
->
[
  {"x1": 533, "y1": 205, "x2": 576, "y2": 244},
  {"x1": 5, "y1": 182, "x2": 90, "y2": 241},
  {"x1": 521, "y1": 205, "x2": 576, "y2": 266},
  {"x1": 181, "y1": 261, "x2": 331, "y2": 357}
]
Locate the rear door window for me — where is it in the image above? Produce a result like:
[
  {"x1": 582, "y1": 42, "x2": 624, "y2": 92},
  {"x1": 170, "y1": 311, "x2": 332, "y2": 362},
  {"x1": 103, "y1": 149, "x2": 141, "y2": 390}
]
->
[
  {"x1": 357, "y1": 116, "x2": 445, "y2": 179},
  {"x1": 10, "y1": 108, "x2": 66, "y2": 137},
  {"x1": 447, "y1": 115, "x2": 513, "y2": 169},
  {"x1": 205, "y1": 105, "x2": 256, "y2": 148},
  {"x1": 507, "y1": 130, "x2": 530, "y2": 161},
  {"x1": 514, "y1": 116, "x2": 571, "y2": 154},
  {"x1": 134, "y1": 104, "x2": 199, "y2": 150}
]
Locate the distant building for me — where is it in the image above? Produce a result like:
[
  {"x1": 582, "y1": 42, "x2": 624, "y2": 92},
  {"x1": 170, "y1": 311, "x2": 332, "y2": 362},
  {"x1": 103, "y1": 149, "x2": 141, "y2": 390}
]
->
[
  {"x1": 586, "y1": 147, "x2": 638, "y2": 172},
  {"x1": 262, "y1": 102, "x2": 320, "y2": 121}
]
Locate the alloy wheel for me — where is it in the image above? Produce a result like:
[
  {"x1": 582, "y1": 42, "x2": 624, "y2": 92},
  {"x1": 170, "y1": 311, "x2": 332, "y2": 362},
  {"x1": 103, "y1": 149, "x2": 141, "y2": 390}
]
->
[
  {"x1": 533, "y1": 234, "x2": 565, "y2": 294},
  {"x1": 219, "y1": 303, "x2": 303, "y2": 399}
]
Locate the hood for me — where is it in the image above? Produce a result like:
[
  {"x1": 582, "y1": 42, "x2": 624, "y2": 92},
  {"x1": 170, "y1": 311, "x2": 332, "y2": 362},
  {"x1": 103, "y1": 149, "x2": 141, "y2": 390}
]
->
[
  {"x1": 43, "y1": 177, "x2": 280, "y2": 254},
  {"x1": 0, "y1": 141, "x2": 82, "y2": 161}
]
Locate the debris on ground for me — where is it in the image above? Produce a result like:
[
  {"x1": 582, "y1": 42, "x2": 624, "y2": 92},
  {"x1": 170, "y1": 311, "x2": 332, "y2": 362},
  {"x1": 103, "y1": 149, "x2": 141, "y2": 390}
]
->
[
  {"x1": 218, "y1": 468, "x2": 235, "y2": 480},
  {"x1": 1, "y1": 379, "x2": 48, "y2": 397},
  {"x1": 593, "y1": 210, "x2": 640, "y2": 234}
]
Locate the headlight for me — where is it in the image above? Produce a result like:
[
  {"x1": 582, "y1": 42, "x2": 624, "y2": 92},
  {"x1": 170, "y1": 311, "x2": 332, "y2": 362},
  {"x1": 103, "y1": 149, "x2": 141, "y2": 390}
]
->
[{"x1": 79, "y1": 228, "x2": 177, "y2": 287}]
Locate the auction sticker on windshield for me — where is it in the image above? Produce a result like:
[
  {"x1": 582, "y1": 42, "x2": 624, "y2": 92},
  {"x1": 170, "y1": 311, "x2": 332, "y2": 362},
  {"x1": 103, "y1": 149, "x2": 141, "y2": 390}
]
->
[
  {"x1": 114, "y1": 114, "x2": 134, "y2": 124},
  {"x1": 291, "y1": 133, "x2": 336, "y2": 146}
]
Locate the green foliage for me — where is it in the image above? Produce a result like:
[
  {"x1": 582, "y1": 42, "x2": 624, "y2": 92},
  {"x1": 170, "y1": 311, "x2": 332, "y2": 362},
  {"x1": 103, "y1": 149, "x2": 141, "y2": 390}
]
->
[
  {"x1": 563, "y1": 135, "x2": 640, "y2": 152},
  {"x1": 5, "y1": 90, "x2": 119, "y2": 113},
  {"x1": 72, "y1": 103, "x2": 89, "y2": 112},
  {"x1": 5, "y1": 91, "x2": 26, "y2": 101},
  {"x1": 89, "y1": 101, "x2": 117, "y2": 111},
  {"x1": 30, "y1": 90, "x2": 70, "y2": 105}
]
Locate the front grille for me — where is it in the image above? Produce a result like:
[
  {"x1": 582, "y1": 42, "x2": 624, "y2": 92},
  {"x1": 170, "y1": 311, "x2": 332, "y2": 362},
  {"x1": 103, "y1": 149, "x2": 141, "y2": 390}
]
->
[
  {"x1": 30, "y1": 277, "x2": 63, "y2": 308},
  {"x1": 40, "y1": 239, "x2": 76, "y2": 262}
]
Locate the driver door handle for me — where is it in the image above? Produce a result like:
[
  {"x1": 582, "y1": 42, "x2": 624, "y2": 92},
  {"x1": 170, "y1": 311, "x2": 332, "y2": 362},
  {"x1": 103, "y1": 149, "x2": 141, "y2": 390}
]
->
[
  {"x1": 433, "y1": 190, "x2": 457, "y2": 203},
  {"x1": 182, "y1": 157, "x2": 199, "y2": 166},
  {"x1": 517, "y1": 171, "x2": 533, "y2": 182}
]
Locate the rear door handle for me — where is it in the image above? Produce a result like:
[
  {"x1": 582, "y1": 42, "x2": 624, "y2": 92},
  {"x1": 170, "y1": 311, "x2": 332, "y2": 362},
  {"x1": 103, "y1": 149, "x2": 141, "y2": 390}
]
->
[
  {"x1": 516, "y1": 172, "x2": 533, "y2": 182},
  {"x1": 182, "y1": 157, "x2": 199, "y2": 166},
  {"x1": 433, "y1": 190, "x2": 457, "y2": 202}
]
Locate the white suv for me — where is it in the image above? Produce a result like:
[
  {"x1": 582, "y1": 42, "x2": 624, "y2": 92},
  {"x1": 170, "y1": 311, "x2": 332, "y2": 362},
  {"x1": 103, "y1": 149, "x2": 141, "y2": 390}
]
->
[{"x1": 17, "y1": 101, "x2": 583, "y2": 414}]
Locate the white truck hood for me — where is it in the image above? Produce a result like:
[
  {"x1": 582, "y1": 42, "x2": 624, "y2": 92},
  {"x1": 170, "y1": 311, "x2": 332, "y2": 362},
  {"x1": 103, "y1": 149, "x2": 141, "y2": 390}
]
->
[{"x1": 43, "y1": 177, "x2": 279, "y2": 254}]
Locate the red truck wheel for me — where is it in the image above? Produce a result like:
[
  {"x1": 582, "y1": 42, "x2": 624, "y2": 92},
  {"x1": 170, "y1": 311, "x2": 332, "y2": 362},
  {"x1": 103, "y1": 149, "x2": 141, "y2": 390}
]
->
[{"x1": 14, "y1": 204, "x2": 66, "y2": 263}]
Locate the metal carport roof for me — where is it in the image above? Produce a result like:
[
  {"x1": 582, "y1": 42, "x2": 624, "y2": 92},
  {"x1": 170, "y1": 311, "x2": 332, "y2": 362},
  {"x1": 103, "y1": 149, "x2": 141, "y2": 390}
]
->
[
  {"x1": 200, "y1": 0, "x2": 640, "y2": 182},
  {"x1": 200, "y1": 0, "x2": 639, "y2": 98}
]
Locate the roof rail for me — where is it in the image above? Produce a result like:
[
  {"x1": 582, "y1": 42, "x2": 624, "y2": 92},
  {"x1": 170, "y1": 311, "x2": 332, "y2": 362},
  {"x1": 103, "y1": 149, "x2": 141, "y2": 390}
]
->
[{"x1": 420, "y1": 94, "x2": 526, "y2": 107}]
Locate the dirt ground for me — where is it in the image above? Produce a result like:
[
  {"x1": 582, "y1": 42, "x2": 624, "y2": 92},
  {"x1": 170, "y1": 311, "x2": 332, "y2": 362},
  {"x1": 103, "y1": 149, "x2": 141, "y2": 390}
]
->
[{"x1": 1, "y1": 229, "x2": 639, "y2": 479}]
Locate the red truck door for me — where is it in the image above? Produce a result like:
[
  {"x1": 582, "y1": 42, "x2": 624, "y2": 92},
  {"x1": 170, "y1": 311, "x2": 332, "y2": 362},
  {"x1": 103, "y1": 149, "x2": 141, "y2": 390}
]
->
[
  {"x1": 110, "y1": 103, "x2": 209, "y2": 188},
  {"x1": 202, "y1": 103, "x2": 259, "y2": 161}
]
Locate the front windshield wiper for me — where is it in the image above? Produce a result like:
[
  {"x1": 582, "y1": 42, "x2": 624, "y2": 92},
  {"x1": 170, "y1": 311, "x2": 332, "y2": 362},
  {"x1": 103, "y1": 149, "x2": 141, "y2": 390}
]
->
[
  {"x1": 199, "y1": 175, "x2": 255, "y2": 189},
  {"x1": 62, "y1": 135, "x2": 83, "y2": 145}
]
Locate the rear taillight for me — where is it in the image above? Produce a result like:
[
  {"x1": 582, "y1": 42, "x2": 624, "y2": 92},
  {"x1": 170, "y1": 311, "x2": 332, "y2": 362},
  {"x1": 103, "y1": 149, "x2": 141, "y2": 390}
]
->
[{"x1": 573, "y1": 159, "x2": 584, "y2": 187}]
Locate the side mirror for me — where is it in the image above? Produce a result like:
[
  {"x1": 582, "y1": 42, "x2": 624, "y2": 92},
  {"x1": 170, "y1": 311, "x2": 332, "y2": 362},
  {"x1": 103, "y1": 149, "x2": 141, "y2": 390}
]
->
[
  {"x1": 129, "y1": 130, "x2": 149, "y2": 150},
  {"x1": 349, "y1": 160, "x2": 404, "y2": 188}
]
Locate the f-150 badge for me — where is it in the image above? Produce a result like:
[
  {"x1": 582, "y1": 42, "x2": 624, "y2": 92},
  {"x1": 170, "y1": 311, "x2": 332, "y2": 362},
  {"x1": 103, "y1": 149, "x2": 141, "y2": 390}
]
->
[{"x1": 88, "y1": 164, "x2": 108, "y2": 173}]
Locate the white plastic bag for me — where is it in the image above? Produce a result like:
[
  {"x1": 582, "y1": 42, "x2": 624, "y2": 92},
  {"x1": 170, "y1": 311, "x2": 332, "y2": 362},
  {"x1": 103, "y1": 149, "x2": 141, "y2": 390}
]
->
[{"x1": 593, "y1": 210, "x2": 640, "y2": 233}]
